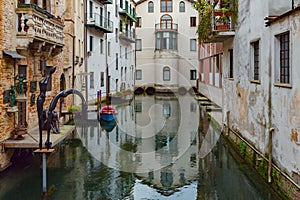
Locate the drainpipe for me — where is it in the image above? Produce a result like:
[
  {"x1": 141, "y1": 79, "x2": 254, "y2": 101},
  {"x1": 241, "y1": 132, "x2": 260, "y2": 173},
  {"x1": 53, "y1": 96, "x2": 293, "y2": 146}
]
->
[
  {"x1": 72, "y1": 35, "x2": 75, "y2": 89},
  {"x1": 268, "y1": 127, "x2": 275, "y2": 183},
  {"x1": 84, "y1": 0, "x2": 88, "y2": 101}
]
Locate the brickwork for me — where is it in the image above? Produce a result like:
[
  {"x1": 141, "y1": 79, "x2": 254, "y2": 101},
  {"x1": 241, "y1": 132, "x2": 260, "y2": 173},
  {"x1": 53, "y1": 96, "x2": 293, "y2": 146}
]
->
[
  {"x1": 0, "y1": 0, "x2": 75, "y2": 169},
  {"x1": 0, "y1": 0, "x2": 17, "y2": 141}
]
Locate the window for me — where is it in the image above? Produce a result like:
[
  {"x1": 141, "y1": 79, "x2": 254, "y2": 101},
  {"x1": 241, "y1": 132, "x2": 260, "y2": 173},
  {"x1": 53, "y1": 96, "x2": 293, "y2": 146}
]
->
[
  {"x1": 125, "y1": 47, "x2": 128, "y2": 59},
  {"x1": 135, "y1": 101, "x2": 142, "y2": 112},
  {"x1": 179, "y1": 1, "x2": 185, "y2": 12},
  {"x1": 190, "y1": 70, "x2": 196, "y2": 80},
  {"x1": 190, "y1": 17, "x2": 196, "y2": 27},
  {"x1": 100, "y1": 39, "x2": 103, "y2": 54},
  {"x1": 116, "y1": 53, "x2": 119, "y2": 70},
  {"x1": 115, "y1": 28, "x2": 118, "y2": 43},
  {"x1": 277, "y1": 32, "x2": 290, "y2": 84},
  {"x1": 100, "y1": 7, "x2": 103, "y2": 26},
  {"x1": 90, "y1": 72, "x2": 94, "y2": 89},
  {"x1": 156, "y1": 32, "x2": 177, "y2": 50},
  {"x1": 108, "y1": 42, "x2": 111, "y2": 56},
  {"x1": 161, "y1": 14, "x2": 172, "y2": 29},
  {"x1": 136, "y1": 70, "x2": 142, "y2": 80},
  {"x1": 120, "y1": 46, "x2": 122, "y2": 57},
  {"x1": 228, "y1": 49, "x2": 233, "y2": 79},
  {"x1": 89, "y1": 36, "x2": 93, "y2": 51},
  {"x1": 161, "y1": 0, "x2": 172, "y2": 12},
  {"x1": 137, "y1": 17, "x2": 142, "y2": 27},
  {"x1": 163, "y1": 103, "x2": 170, "y2": 118},
  {"x1": 121, "y1": 67, "x2": 123, "y2": 80},
  {"x1": 251, "y1": 40, "x2": 260, "y2": 81},
  {"x1": 45, "y1": 66, "x2": 53, "y2": 91},
  {"x1": 89, "y1": 1, "x2": 93, "y2": 18},
  {"x1": 100, "y1": 72, "x2": 104, "y2": 87},
  {"x1": 136, "y1": 39, "x2": 142, "y2": 51},
  {"x1": 190, "y1": 39, "x2": 197, "y2": 51},
  {"x1": 163, "y1": 67, "x2": 170, "y2": 81},
  {"x1": 148, "y1": 1, "x2": 154, "y2": 13}
]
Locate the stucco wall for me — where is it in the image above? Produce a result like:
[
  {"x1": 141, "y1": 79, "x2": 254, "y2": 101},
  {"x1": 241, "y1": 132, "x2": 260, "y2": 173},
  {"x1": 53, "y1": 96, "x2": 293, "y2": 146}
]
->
[
  {"x1": 135, "y1": 0, "x2": 198, "y2": 88},
  {"x1": 222, "y1": 0, "x2": 300, "y2": 186}
]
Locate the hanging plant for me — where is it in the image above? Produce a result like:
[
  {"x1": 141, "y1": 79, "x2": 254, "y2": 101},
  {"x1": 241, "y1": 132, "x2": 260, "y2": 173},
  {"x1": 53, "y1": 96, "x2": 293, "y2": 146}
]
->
[
  {"x1": 192, "y1": 0, "x2": 213, "y2": 43},
  {"x1": 193, "y1": 0, "x2": 238, "y2": 43}
]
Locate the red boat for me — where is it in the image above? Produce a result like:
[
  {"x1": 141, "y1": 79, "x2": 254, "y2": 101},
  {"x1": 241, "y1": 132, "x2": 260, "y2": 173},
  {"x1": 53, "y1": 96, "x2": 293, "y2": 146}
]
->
[{"x1": 100, "y1": 105, "x2": 117, "y2": 121}]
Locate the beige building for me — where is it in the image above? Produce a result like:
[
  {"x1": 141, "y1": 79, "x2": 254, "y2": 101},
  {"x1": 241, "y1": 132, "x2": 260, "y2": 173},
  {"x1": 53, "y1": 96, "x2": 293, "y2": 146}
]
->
[
  {"x1": 135, "y1": 0, "x2": 199, "y2": 92},
  {"x1": 0, "y1": 0, "x2": 88, "y2": 170}
]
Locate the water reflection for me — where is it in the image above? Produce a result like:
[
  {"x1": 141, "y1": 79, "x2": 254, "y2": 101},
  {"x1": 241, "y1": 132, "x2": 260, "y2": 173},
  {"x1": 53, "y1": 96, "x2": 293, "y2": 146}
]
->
[{"x1": 0, "y1": 95, "x2": 281, "y2": 200}]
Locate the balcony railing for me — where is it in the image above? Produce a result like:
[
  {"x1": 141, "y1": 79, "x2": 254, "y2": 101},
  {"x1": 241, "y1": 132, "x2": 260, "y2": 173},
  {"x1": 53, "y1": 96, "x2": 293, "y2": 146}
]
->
[
  {"x1": 16, "y1": 4, "x2": 64, "y2": 48},
  {"x1": 208, "y1": 10, "x2": 235, "y2": 42},
  {"x1": 96, "y1": 0, "x2": 113, "y2": 4},
  {"x1": 119, "y1": 30, "x2": 135, "y2": 43},
  {"x1": 155, "y1": 23, "x2": 178, "y2": 32},
  {"x1": 86, "y1": 13, "x2": 114, "y2": 33},
  {"x1": 118, "y1": 5, "x2": 137, "y2": 22}
]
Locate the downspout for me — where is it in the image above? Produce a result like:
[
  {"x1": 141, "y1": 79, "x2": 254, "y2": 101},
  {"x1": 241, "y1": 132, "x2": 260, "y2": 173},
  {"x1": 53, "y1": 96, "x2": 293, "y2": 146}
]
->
[
  {"x1": 268, "y1": 127, "x2": 275, "y2": 183},
  {"x1": 72, "y1": 35, "x2": 75, "y2": 89},
  {"x1": 267, "y1": 20, "x2": 273, "y2": 183},
  {"x1": 84, "y1": 0, "x2": 88, "y2": 101}
]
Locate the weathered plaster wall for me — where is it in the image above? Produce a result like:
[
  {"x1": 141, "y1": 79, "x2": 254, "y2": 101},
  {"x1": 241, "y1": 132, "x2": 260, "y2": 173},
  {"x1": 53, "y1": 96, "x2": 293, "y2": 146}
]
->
[
  {"x1": 269, "y1": 11, "x2": 300, "y2": 181},
  {"x1": 223, "y1": 0, "x2": 271, "y2": 154},
  {"x1": 223, "y1": 0, "x2": 300, "y2": 189}
]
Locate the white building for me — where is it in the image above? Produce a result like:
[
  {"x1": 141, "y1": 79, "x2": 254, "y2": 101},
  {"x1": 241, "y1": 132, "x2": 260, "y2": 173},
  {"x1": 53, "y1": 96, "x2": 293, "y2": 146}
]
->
[
  {"x1": 135, "y1": 0, "x2": 199, "y2": 92},
  {"x1": 217, "y1": 0, "x2": 300, "y2": 197},
  {"x1": 85, "y1": 0, "x2": 136, "y2": 102}
]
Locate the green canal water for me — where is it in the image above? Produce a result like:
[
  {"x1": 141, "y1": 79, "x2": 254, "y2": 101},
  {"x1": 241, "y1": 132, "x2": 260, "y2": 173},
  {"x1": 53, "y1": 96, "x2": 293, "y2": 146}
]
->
[{"x1": 0, "y1": 95, "x2": 281, "y2": 200}]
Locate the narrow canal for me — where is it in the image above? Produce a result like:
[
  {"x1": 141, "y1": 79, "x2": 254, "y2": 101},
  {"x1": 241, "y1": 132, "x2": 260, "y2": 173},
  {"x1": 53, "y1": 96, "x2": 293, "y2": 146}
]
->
[{"x1": 0, "y1": 95, "x2": 281, "y2": 200}]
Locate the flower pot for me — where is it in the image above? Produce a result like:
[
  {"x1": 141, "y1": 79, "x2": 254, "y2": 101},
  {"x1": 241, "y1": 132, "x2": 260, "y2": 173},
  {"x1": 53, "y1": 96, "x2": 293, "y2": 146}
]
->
[{"x1": 216, "y1": 24, "x2": 230, "y2": 30}]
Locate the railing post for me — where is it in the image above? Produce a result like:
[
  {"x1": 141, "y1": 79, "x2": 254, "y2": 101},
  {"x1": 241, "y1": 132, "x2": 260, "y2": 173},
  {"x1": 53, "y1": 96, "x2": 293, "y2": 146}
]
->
[{"x1": 20, "y1": 14, "x2": 25, "y2": 33}]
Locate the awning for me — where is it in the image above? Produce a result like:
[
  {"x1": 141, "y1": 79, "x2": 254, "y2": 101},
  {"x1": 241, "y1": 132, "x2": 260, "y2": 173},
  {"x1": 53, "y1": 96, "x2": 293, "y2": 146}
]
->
[{"x1": 3, "y1": 50, "x2": 25, "y2": 59}]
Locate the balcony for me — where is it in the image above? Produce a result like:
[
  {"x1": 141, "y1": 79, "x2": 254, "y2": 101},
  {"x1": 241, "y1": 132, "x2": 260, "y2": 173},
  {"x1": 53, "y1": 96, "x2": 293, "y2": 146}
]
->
[
  {"x1": 16, "y1": 4, "x2": 64, "y2": 55},
  {"x1": 97, "y1": 0, "x2": 113, "y2": 4},
  {"x1": 119, "y1": 30, "x2": 135, "y2": 43},
  {"x1": 208, "y1": 10, "x2": 235, "y2": 43},
  {"x1": 155, "y1": 23, "x2": 178, "y2": 32},
  {"x1": 86, "y1": 13, "x2": 113, "y2": 33},
  {"x1": 118, "y1": 5, "x2": 137, "y2": 22}
]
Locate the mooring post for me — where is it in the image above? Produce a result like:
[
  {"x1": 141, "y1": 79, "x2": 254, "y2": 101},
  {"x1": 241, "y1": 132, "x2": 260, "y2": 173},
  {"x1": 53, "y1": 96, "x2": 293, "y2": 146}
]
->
[
  {"x1": 34, "y1": 148, "x2": 55, "y2": 197},
  {"x1": 42, "y1": 153, "x2": 47, "y2": 195},
  {"x1": 97, "y1": 90, "x2": 101, "y2": 120}
]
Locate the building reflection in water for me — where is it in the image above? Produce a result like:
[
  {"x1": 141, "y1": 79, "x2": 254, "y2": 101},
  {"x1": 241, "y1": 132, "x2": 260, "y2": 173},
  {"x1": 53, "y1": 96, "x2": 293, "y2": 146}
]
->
[
  {"x1": 75, "y1": 94, "x2": 200, "y2": 194},
  {"x1": 0, "y1": 95, "x2": 281, "y2": 200}
]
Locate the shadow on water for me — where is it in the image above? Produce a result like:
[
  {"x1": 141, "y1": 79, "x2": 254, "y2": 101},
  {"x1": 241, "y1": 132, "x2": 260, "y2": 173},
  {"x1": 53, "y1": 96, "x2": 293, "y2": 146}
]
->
[{"x1": 0, "y1": 95, "x2": 282, "y2": 200}]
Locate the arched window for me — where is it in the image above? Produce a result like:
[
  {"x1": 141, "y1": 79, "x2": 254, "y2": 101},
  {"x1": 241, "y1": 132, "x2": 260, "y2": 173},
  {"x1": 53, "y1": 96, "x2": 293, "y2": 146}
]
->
[
  {"x1": 179, "y1": 1, "x2": 185, "y2": 12},
  {"x1": 160, "y1": 14, "x2": 172, "y2": 29},
  {"x1": 163, "y1": 67, "x2": 170, "y2": 81},
  {"x1": 148, "y1": 1, "x2": 154, "y2": 13}
]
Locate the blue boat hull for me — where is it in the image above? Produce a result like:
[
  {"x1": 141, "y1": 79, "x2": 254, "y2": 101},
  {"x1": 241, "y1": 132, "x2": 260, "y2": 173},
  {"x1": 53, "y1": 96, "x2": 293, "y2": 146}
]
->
[
  {"x1": 100, "y1": 118, "x2": 117, "y2": 132},
  {"x1": 100, "y1": 113, "x2": 115, "y2": 121}
]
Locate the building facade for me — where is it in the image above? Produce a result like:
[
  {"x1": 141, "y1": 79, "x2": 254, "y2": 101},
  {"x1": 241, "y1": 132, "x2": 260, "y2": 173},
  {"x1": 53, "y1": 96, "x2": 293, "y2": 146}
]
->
[
  {"x1": 135, "y1": 0, "x2": 199, "y2": 92},
  {"x1": 200, "y1": 0, "x2": 300, "y2": 198},
  {"x1": 85, "y1": 0, "x2": 136, "y2": 102},
  {"x1": 0, "y1": 0, "x2": 67, "y2": 170},
  {"x1": 199, "y1": 42, "x2": 223, "y2": 107}
]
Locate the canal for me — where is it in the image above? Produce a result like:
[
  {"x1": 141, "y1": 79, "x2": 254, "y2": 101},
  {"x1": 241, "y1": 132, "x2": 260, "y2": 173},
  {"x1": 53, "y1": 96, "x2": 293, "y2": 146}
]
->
[{"x1": 0, "y1": 95, "x2": 281, "y2": 200}]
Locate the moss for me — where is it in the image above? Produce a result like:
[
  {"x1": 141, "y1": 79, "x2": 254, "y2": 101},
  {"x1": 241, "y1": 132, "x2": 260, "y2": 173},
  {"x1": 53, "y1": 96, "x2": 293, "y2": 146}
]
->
[{"x1": 239, "y1": 140, "x2": 246, "y2": 157}]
